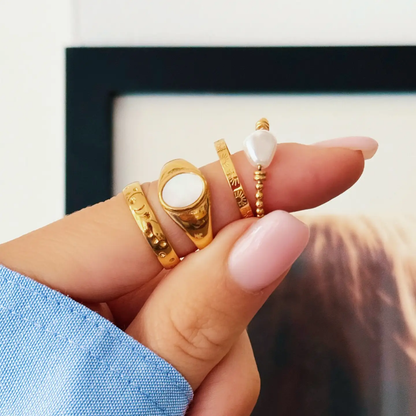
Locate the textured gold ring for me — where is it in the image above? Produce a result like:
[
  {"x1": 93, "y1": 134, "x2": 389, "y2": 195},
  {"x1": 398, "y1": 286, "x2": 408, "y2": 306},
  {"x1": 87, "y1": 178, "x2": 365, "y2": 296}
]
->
[
  {"x1": 215, "y1": 139, "x2": 253, "y2": 218},
  {"x1": 158, "y1": 159, "x2": 213, "y2": 249},
  {"x1": 123, "y1": 182, "x2": 180, "y2": 269}
]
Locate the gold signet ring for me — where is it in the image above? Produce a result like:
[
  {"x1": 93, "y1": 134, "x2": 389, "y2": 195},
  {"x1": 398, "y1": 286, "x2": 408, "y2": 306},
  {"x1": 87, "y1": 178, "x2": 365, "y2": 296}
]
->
[{"x1": 158, "y1": 159, "x2": 213, "y2": 249}]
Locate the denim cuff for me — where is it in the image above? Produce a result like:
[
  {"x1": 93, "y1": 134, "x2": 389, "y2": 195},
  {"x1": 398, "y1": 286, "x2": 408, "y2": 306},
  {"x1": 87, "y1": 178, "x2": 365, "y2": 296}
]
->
[{"x1": 0, "y1": 265, "x2": 193, "y2": 416}]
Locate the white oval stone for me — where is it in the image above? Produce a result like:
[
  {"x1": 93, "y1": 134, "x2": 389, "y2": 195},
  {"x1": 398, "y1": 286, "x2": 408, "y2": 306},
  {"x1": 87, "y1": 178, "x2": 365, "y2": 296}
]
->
[
  {"x1": 162, "y1": 173, "x2": 204, "y2": 208},
  {"x1": 243, "y1": 130, "x2": 277, "y2": 168}
]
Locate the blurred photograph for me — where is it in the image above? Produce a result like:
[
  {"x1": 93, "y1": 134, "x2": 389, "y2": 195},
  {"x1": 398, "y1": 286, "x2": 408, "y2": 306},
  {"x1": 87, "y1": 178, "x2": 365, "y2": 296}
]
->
[{"x1": 250, "y1": 215, "x2": 416, "y2": 415}]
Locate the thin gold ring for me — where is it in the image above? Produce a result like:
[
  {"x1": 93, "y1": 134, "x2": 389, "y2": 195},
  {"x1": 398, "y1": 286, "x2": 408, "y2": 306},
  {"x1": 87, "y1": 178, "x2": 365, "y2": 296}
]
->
[
  {"x1": 214, "y1": 139, "x2": 253, "y2": 218},
  {"x1": 158, "y1": 159, "x2": 213, "y2": 249},
  {"x1": 243, "y1": 118, "x2": 278, "y2": 218},
  {"x1": 123, "y1": 182, "x2": 180, "y2": 269}
]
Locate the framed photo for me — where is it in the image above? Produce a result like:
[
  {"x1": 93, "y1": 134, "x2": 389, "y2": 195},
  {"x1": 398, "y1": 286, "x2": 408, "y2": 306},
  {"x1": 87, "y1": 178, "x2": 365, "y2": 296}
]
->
[
  {"x1": 66, "y1": 46, "x2": 416, "y2": 214},
  {"x1": 66, "y1": 47, "x2": 416, "y2": 416}
]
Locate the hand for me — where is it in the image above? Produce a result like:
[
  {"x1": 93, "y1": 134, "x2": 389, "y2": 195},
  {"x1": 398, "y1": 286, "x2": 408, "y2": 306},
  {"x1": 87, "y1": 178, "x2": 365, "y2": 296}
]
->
[{"x1": 0, "y1": 142, "x2": 366, "y2": 415}]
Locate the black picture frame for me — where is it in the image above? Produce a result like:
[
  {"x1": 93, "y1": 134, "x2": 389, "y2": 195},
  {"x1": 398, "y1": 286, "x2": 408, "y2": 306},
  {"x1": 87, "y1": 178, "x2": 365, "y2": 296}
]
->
[{"x1": 66, "y1": 46, "x2": 416, "y2": 214}]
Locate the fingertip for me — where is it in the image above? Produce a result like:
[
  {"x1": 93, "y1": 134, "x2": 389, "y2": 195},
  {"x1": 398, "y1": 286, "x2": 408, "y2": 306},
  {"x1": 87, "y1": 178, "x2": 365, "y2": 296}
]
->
[
  {"x1": 228, "y1": 211, "x2": 310, "y2": 293},
  {"x1": 312, "y1": 136, "x2": 379, "y2": 160},
  {"x1": 332, "y1": 146, "x2": 366, "y2": 190}
]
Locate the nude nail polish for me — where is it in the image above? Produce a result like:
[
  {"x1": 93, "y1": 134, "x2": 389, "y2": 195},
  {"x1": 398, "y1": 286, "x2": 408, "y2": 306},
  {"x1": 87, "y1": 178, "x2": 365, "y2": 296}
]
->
[
  {"x1": 228, "y1": 211, "x2": 310, "y2": 292},
  {"x1": 313, "y1": 136, "x2": 378, "y2": 160}
]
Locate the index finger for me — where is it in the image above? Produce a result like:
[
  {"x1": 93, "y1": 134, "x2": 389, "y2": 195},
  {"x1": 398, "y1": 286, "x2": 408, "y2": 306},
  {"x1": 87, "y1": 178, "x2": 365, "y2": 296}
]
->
[{"x1": 0, "y1": 142, "x2": 366, "y2": 302}]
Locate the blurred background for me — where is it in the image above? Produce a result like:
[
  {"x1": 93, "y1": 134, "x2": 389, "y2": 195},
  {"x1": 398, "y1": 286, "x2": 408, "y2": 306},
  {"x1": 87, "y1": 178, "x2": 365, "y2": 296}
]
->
[{"x1": 1, "y1": 0, "x2": 416, "y2": 243}]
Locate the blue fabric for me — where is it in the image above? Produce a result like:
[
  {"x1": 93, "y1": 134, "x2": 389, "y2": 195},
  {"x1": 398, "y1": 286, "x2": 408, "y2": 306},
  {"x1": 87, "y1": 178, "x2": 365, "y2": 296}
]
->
[{"x1": 0, "y1": 265, "x2": 193, "y2": 415}]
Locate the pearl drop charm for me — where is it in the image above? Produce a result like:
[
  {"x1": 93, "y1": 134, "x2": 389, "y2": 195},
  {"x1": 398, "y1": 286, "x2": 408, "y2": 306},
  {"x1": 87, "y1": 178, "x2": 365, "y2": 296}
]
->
[{"x1": 243, "y1": 129, "x2": 277, "y2": 169}]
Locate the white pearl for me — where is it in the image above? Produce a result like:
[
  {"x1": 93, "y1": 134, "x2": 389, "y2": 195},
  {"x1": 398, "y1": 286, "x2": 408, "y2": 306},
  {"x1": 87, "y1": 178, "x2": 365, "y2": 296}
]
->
[
  {"x1": 162, "y1": 173, "x2": 204, "y2": 208},
  {"x1": 243, "y1": 130, "x2": 277, "y2": 168}
]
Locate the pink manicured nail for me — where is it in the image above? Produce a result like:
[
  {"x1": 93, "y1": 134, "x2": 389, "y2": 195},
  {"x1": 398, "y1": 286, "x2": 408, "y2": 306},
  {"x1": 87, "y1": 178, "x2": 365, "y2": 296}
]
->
[
  {"x1": 313, "y1": 136, "x2": 378, "y2": 160},
  {"x1": 228, "y1": 211, "x2": 310, "y2": 292}
]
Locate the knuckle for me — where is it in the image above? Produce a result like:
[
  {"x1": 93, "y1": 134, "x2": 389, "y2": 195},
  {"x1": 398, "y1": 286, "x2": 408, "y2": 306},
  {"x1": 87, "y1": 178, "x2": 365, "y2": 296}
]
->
[
  {"x1": 167, "y1": 303, "x2": 229, "y2": 364},
  {"x1": 235, "y1": 359, "x2": 261, "y2": 415},
  {"x1": 245, "y1": 365, "x2": 261, "y2": 409}
]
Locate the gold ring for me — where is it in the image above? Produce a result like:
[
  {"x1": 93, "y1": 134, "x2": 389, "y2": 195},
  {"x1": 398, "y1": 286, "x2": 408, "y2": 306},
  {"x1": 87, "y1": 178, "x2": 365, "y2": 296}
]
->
[
  {"x1": 214, "y1": 139, "x2": 253, "y2": 218},
  {"x1": 158, "y1": 159, "x2": 213, "y2": 249},
  {"x1": 243, "y1": 118, "x2": 278, "y2": 218},
  {"x1": 123, "y1": 182, "x2": 180, "y2": 269}
]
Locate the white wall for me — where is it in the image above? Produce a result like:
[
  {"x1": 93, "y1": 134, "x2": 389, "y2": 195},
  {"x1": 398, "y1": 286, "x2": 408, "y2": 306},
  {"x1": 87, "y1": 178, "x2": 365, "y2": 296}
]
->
[
  {"x1": 0, "y1": 0, "x2": 71, "y2": 243},
  {"x1": 73, "y1": 0, "x2": 416, "y2": 46},
  {"x1": 1, "y1": 0, "x2": 416, "y2": 243}
]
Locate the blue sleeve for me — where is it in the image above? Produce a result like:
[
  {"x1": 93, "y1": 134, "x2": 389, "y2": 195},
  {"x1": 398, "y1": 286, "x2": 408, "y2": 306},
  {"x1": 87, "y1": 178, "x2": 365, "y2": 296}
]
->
[{"x1": 0, "y1": 265, "x2": 193, "y2": 416}]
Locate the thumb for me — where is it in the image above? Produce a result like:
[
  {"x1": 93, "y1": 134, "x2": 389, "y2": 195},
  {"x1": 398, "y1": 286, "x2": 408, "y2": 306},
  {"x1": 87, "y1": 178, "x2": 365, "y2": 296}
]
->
[{"x1": 126, "y1": 210, "x2": 309, "y2": 390}]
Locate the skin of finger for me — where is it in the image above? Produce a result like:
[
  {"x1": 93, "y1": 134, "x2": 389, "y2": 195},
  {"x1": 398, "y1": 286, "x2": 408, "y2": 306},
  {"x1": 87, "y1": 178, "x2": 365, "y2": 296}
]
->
[
  {"x1": 0, "y1": 144, "x2": 363, "y2": 304},
  {"x1": 108, "y1": 269, "x2": 168, "y2": 330},
  {"x1": 187, "y1": 331, "x2": 260, "y2": 416},
  {"x1": 126, "y1": 218, "x2": 290, "y2": 389}
]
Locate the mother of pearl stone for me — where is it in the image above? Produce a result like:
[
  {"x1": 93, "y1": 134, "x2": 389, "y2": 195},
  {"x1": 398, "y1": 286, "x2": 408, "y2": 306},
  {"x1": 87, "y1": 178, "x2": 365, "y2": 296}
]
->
[
  {"x1": 243, "y1": 130, "x2": 278, "y2": 168},
  {"x1": 162, "y1": 173, "x2": 204, "y2": 208}
]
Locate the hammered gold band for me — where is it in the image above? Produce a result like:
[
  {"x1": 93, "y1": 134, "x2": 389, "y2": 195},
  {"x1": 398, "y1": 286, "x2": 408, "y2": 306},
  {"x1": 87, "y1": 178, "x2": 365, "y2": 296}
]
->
[
  {"x1": 214, "y1": 139, "x2": 254, "y2": 218},
  {"x1": 123, "y1": 182, "x2": 180, "y2": 269}
]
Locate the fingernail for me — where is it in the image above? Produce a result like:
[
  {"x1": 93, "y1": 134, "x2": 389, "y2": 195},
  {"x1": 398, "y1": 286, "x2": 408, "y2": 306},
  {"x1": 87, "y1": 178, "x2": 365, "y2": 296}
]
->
[
  {"x1": 228, "y1": 211, "x2": 310, "y2": 292},
  {"x1": 313, "y1": 136, "x2": 378, "y2": 160}
]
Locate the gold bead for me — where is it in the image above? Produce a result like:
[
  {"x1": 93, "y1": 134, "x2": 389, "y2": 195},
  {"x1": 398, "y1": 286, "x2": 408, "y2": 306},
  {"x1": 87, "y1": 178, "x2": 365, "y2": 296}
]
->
[
  {"x1": 159, "y1": 240, "x2": 168, "y2": 249},
  {"x1": 255, "y1": 183, "x2": 264, "y2": 190},
  {"x1": 255, "y1": 118, "x2": 270, "y2": 131},
  {"x1": 256, "y1": 200, "x2": 264, "y2": 208},
  {"x1": 254, "y1": 171, "x2": 266, "y2": 181},
  {"x1": 256, "y1": 208, "x2": 265, "y2": 217},
  {"x1": 256, "y1": 191, "x2": 263, "y2": 199}
]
